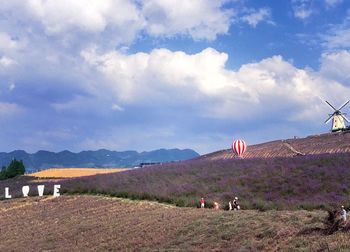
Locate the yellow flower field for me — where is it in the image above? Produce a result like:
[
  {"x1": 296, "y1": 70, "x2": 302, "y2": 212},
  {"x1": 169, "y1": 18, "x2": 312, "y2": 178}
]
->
[{"x1": 28, "y1": 168, "x2": 129, "y2": 178}]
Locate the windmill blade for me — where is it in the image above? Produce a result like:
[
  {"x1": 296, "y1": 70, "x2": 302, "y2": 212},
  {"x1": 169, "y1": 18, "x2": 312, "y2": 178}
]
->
[
  {"x1": 324, "y1": 114, "x2": 334, "y2": 124},
  {"x1": 325, "y1": 100, "x2": 337, "y2": 111},
  {"x1": 338, "y1": 100, "x2": 350, "y2": 111},
  {"x1": 341, "y1": 113, "x2": 350, "y2": 123}
]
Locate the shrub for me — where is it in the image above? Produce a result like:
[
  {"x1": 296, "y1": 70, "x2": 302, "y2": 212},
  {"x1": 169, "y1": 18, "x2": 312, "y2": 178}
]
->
[{"x1": 250, "y1": 200, "x2": 278, "y2": 211}]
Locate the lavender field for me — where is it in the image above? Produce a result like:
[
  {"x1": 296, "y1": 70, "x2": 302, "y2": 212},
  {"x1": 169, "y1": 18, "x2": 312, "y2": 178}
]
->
[{"x1": 56, "y1": 153, "x2": 350, "y2": 210}]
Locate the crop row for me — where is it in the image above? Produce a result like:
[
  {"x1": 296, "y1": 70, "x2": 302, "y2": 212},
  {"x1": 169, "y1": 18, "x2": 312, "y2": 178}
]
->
[{"x1": 57, "y1": 153, "x2": 350, "y2": 210}]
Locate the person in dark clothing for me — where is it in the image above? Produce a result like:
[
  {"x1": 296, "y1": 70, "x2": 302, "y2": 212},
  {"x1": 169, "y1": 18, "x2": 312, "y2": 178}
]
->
[{"x1": 233, "y1": 197, "x2": 240, "y2": 210}]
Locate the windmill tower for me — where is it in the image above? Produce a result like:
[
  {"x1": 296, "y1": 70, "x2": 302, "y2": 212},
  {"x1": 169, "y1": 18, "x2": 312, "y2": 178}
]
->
[{"x1": 324, "y1": 100, "x2": 349, "y2": 132}]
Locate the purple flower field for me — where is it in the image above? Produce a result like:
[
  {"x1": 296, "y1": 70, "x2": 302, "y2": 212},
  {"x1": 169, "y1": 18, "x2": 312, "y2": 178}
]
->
[{"x1": 56, "y1": 153, "x2": 350, "y2": 210}]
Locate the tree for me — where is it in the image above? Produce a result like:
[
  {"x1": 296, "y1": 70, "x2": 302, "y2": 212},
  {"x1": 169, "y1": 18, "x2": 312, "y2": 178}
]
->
[
  {"x1": 0, "y1": 159, "x2": 26, "y2": 180},
  {"x1": 0, "y1": 166, "x2": 6, "y2": 179}
]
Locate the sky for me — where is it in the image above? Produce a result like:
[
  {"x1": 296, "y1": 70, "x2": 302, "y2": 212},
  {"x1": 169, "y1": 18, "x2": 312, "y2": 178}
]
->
[{"x1": 0, "y1": 0, "x2": 350, "y2": 154}]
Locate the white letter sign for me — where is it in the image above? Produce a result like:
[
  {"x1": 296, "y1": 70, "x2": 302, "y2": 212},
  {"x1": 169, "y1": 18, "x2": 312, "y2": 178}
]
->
[
  {"x1": 22, "y1": 186, "x2": 30, "y2": 197},
  {"x1": 37, "y1": 185, "x2": 45, "y2": 197},
  {"x1": 2, "y1": 184, "x2": 62, "y2": 199},
  {"x1": 5, "y1": 187, "x2": 12, "y2": 199},
  {"x1": 53, "y1": 184, "x2": 61, "y2": 197}
]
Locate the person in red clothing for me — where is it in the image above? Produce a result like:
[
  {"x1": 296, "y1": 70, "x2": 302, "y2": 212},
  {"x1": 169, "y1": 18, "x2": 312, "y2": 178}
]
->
[{"x1": 200, "y1": 197, "x2": 205, "y2": 208}]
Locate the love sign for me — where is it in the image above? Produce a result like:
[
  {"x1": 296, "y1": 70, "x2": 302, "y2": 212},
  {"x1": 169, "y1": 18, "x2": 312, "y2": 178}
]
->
[{"x1": 4, "y1": 184, "x2": 61, "y2": 199}]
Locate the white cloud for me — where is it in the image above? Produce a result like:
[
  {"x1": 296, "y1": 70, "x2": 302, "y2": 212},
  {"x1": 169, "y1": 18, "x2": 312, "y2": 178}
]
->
[
  {"x1": 81, "y1": 47, "x2": 234, "y2": 106},
  {"x1": 294, "y1": 7, "x2": 312, "y2": 20},
  {"x1": 0, "y1": 57, "x2": 17, "y2": 68},
  {"x1": 292, "y1": 0, "x2": 313, "y2": 20},
  {"x1": 0, "y1": 0, "x2": 234, "y2": 45},
  {"x1": 0, "y1": 32, "x2": 23, "y2": 52},
  {"x1": 111, "y1": 104, "x2": 124, "y2": 111},
  {"x1": 241, "y1": 8, "x2": 274, "y2": 27},
  {"x1": 142, "y1": 0, "x2": 233, "y2": 40},
  {"x1": 1, "y1": 0, "x2": 143, "y2": 34},
  {"x1": 324, "y1": 0, "x2": 343, "y2": 7},
  {"x1": 81, "y1": 47, "x2": 350, "y2": 121},
  {"x1": 51, "y1": 95, "x2": 101, "y2": 113},
  {"x1": 0, "y1": 102, "x2": 23, "y2": 117},
  {"x1": 321, "y1": 11, "x2": 350, "y2": 50},
  {"x1": 322, "y1": 28, "x2": 350, "y2": 49},
  {"x1": 9, "y1": 82, "x2": 16, "y2": 91},
  {"x1": 320, "y1": 50, "x2": 350, "y2": 84}
]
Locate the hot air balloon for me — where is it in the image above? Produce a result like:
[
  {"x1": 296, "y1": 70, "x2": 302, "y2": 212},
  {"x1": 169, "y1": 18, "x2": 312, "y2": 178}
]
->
[{"x1": 232, "y1": 139, "x2": 247, "y2": 158}]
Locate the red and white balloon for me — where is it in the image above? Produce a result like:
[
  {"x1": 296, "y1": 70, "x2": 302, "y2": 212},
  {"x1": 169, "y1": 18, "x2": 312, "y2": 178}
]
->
[{"x1": 232, "y1": 139, "x2": 247, "y2": 157}]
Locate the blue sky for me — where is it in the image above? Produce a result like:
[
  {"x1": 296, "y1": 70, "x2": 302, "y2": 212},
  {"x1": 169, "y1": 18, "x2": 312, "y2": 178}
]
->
[{"x1": 0, "y1": 0, "x2": 350, "y2": 154}]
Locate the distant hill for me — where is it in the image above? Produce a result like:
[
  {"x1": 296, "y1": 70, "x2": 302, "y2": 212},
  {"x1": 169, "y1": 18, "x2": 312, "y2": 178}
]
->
[{"x1": 0, "y1": 148, "x2": 199, "y2": 172}]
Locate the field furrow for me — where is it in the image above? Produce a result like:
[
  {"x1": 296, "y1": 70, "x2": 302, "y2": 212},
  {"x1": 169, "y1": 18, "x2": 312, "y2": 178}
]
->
[{"x1": 1, "y1": 195, "x2": 350, "y2": 251}]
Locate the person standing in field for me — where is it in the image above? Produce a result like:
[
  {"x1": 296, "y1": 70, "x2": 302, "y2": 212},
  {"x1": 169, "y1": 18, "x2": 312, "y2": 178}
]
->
[
  {"x1": 200, "y1": 198, "x2": 205, "y2": 208},
  {"x1": 233, "y1": 197, "x2": 240, "y2": 210},
  {"x1": 229, "y1": 200, "x2": 232, "y2": 211},
  {"x1": 214, "y1": 202, "x2": 219, "y2": 210},
  {"x1": 341, "y1": 205, "x2": 347, "y2": 222}
]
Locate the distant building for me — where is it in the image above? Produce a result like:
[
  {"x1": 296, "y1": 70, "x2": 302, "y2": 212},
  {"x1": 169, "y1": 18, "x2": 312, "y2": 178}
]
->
[{"x1": 139, "y1": 162, "x2": 162, "y2": 168}]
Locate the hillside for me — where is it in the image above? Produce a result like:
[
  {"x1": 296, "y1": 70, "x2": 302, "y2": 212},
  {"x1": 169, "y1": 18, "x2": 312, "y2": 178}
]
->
[
  {"x1": 1, "y1": 195, "x2": 348, "y2": 251},
  {"x1": 45, "y1": 153, "x2": 348, "y2": 211},
  {"x1": 0, "y1": 148, "x2": 199, "y2": 172},
  {"x1": 201, "y1": 131, "x2": 350, "y2": 160},
  {"x1": 2, "y1": 133, "x2": 349, "y2": 210}
]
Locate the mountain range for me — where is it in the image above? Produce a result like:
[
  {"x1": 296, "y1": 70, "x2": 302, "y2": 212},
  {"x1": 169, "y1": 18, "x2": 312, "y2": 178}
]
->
[{"x1": 0, "y1": 149, "x2": 199, "y2": 172}]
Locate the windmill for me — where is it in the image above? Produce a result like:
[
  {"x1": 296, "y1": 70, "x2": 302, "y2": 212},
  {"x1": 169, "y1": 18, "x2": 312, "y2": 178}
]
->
[{"x1": 324, "y1": 100, "x2": 350, "y2": 132}]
